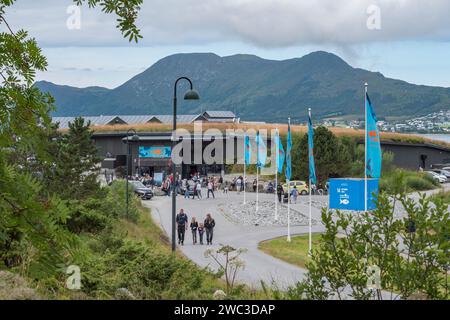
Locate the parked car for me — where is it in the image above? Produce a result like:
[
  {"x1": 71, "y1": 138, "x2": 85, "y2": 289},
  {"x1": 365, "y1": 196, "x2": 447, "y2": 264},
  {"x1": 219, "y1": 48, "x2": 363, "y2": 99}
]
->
[
  {"x1": 129, "y1": 180, "x2": 154, "y2": 200},
  {"x1": 282, "y1": 180, "x2": 309, "y2": 195},
  {"x1": 432, "y1": 169, "x2": 450, "y2": 179},
  {"x1": 425, "y1": 171, "x2": 448, "y2": 184}
]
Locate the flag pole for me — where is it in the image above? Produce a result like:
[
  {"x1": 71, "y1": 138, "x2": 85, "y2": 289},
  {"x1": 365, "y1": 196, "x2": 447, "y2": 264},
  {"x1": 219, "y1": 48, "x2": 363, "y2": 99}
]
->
[
  {"x1": 275, "y1": 129, "x2": 278, "y2": 221},
  {"x1": 244, "y1": 153, "x2": 246, "y2": 205},
  {"x1": 256, "y1": 165, "x2": 259, "y2": 212},
  {"x1": 364, "y1": 82, "x2": 368, "y2": 212},
  {"x1": 287, "y1": 118, "x2": 291, "y2": 242},
  {"x1": 256, "y1": 132, "x2": 259, "y2": 212},
  {"x1": 308, "y1": 108, "x2": 312, "y2": 255}
]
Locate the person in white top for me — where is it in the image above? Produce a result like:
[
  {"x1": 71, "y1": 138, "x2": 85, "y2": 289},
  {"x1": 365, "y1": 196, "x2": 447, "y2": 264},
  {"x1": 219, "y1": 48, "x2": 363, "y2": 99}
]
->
[
  {"x1": 236, "y1": 177, "x2": 242, "y2": 194},
  {"x1": 207, "y1": 179, "x2": 215, "y2": 199},
  {"x1": 196, "y1": 181, "x2": 202, "y2": 199}
]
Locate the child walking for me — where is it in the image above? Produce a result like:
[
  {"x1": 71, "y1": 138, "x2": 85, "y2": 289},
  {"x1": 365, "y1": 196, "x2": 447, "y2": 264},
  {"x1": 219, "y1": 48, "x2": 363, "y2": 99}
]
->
[{"x1": 190, "y1": 217, "x2": 198, "y2": 244}]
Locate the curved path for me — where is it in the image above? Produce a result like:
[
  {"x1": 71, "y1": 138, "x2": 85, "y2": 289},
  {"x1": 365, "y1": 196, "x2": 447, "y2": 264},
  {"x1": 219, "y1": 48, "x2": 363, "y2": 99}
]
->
[
  {"x1": 142, "y1": 184, "x2": 449, "y2": 290},
  {"x1": 143, "y1": 191, "x2": 324, "y2": 289}
]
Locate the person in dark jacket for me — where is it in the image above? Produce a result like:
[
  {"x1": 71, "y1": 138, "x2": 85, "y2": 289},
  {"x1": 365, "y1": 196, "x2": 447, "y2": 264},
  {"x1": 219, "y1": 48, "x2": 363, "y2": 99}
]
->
[
  {"x1": 190, "y1": 217, "x2": 199, "y2": 244},
  {"x1": 176, "y1": 209, "x2": 188, "y2": 245},
  {"x1": 276, "y1": 183, "x2": 283, "y2": 203},
  {"x1": 204, "y1": 213, "x2": 216, "y2": 245}
]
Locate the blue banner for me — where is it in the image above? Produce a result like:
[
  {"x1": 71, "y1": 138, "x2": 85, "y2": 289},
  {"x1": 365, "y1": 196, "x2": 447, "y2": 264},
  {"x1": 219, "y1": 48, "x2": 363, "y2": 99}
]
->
[
  {"x1": 275, "y1": 131, "x2": 285, "y2": 174},
  {"x1": 308, "y1": 115, "x2": 317, "y2": 185},
  {"x1": 139, "y1": 146, "x2": 171, "y2": 158},
  {"x1": 285, "y1": 123, "x2": 292, "y2": 180},
  {"x1": 244, "y1": 135, "x2": 251, "y2": 166},
  {"x1": 256, "y1": 132, "x2": 267, "y2": 168},
  {"x1": 366, "y1": 93, "x2": 382, "y2": 179},
  {"x1": 329, "y1": 178, "x2": 379, "y2": 211}
]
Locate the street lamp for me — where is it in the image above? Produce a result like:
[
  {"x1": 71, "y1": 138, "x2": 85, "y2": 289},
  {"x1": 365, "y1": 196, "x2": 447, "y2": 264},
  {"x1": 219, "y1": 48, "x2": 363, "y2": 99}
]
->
[
  {"x1": 171, "y1": 77, "x2": 200, "y2": 252},
  {"x1": 126, "y1": 129, "x2": 140, "y2": 219}
]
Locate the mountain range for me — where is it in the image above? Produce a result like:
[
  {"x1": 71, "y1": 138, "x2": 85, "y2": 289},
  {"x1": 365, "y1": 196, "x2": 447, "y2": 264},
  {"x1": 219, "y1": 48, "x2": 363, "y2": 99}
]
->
[{"x1": 35, "y1": 51, "x2": 450, "y2": 122}]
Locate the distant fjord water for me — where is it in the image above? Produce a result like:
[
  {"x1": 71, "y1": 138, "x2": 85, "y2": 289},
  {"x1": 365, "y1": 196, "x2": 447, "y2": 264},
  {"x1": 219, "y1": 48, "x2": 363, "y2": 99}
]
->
[{"x1": 419, "y1": 134, "x2": 450, "y2": 143}]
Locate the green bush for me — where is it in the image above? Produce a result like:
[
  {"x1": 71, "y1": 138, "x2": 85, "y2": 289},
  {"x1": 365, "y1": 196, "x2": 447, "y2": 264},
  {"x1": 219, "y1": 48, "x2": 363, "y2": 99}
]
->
[
  {"x1": 105, "y1": 180, "x2": 140, "y2": 222},
  {"x1": 405, "y1": 175, "x2": 436, "y2": 191},
  {"x1": 380, "y1": 169, "x2": 439, "y2": 193},
  {"x1": 431, "y1": 191, "x2": 450, "y2": 205},
  {"x1": 66, "y1": 199, "x2": 111, "y2": 234},
  {"x1": 421, "y1": 172, "x2": 441, "y2": 187}
]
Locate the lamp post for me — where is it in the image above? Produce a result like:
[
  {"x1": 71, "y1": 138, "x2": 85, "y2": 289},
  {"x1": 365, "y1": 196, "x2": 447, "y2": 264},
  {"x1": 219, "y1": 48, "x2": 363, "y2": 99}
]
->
[
  {"x1": 126, "y1": 129, "x2": 140, "y2": 219},
  {"x1": 171, "y1": 77, "x2": 200, "y2": 252}
]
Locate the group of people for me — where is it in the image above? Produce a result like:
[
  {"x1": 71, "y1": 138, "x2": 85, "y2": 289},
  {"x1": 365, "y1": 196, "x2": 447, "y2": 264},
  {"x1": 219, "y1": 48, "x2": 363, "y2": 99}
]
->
[
  {"x1": 182, "y1": 175, "x2": 222, "y2": 200},
  {"x1": 175, "y1": 210, "x2": 216, "y2": 246},
  {"x1": 230, "y1": 176, "x2": 246, "y2": 193}
]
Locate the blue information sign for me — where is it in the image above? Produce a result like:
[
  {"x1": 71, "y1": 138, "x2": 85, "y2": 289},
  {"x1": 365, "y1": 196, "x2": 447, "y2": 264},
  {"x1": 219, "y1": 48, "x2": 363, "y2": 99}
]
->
[{"x1": 329, "y1": 178, "x2": 379, "y2": 211}]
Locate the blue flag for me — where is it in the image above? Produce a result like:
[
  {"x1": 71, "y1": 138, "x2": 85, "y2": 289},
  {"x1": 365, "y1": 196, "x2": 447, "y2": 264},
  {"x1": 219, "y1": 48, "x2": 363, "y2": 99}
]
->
[
  {"x1": 256, "y1": 132, "x2": 267, "y2": 168},
  {"x1": 366, "y1": 93, "x2": 382, "y2": 178},
  {"x1": 244, "y1": 135, "x2": 251, "y2": 166},
  {"x1": 308, "y1": 115, "x2": 317, "y2": 185},
  {"x1": 285, "y1": 123, "x2": 292, "y2": 180},
  {"x1": 275, "y1": 130, "x2": 285, "y2": 174}
]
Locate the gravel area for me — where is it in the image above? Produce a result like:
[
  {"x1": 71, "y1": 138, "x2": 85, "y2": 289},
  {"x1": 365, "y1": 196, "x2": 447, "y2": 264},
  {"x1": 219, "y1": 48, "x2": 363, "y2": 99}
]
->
[{"x1": 217, "y1": 199, "x2": 318, "y2": 227}]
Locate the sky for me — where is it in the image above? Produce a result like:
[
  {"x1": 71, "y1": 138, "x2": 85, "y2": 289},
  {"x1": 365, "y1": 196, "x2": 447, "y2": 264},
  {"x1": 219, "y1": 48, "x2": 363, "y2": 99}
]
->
[{"x1": 3, "y1": 0, "x2": 450, "y2": 89}]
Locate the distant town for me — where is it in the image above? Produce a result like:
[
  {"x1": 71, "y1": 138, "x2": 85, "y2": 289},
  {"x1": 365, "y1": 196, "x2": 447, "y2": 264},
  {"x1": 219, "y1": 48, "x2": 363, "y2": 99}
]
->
[{"x1": 320, "y1": 110, "x2": 450, "y2": 134}]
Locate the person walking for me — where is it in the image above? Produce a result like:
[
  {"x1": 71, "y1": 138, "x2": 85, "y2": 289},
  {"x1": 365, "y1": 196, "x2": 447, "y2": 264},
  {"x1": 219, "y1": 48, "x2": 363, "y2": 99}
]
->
[
  {"x1": 176, "y1": 209, "x2": 188, "y2": 246},
  {"x1": 218, "y1": 176, "x2": 223, "y2": 191},
  {"x1": 231, "y1": 177, "x2": 236, "y2": 191},
  {"x1": 277, "y1": 183, "x2": 283, "y2": 203},
  {"x1": 207, "y1": 179, "x2": 215, "y2": 199},
  {"x1": 195, "y1": 180, "x2": 202, "y2": 199},
  {"x1": 184, "y1": 183, "x2": 190, "y2": 199},
  {"x1": 190, "y1": 217, "x2": 199, "y2": 245},
  {"x1": 236, "y1": 176, "x2": 242, "y2": 194},
  {"x1": 291, "y1": 186, "x2": 299, "y2": 204},
  {"x1": 198, "y1": 223, "x2": 205, "y2": 245},
  {"x1": 240, "y1": 176, "x2": 245, "y2": 192},
  {"x1": 253, "y1": 179, "x2": 257, "y2": 192},
  {"x1": 192, "y1": 181, "x2": 197, "y2": 200},
  {"x1": 223, "y1": 181, "x2": 229, "y2": 194},
  {"x1": 204, "y1": 213, "x2": 216, "y2": 245}
]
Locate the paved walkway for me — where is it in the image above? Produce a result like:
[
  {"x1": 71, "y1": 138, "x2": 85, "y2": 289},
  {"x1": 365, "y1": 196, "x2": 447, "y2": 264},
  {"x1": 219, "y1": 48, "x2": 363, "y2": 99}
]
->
[
  {"x1": 142, "y1": 184, "x2": 449, "y2": 290},
  {"x1": 143, "y1": 191, "x2": 325, "y2": 289}
]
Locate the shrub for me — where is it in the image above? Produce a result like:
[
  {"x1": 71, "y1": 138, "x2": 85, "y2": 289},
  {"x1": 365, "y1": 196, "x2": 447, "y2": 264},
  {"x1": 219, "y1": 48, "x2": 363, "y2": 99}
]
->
[
  {"x1": 405, "y1": 175, "x2": 436, "y2": 191},
  {"x1": 104, "y1": 180, "x2": 140, "y2": 222},
  {"x1": 380, "y1": 169, "x2": 439, "y2": 193},
  {"x1": 66, "y1": 199, "x2": 111, "y2": 234}
]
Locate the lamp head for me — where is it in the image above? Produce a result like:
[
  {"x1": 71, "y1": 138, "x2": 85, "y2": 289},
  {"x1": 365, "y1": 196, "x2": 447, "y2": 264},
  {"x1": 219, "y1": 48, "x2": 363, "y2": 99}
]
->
[{"x1": 184, "y1": 89, "x2": 200, "y2": 100}]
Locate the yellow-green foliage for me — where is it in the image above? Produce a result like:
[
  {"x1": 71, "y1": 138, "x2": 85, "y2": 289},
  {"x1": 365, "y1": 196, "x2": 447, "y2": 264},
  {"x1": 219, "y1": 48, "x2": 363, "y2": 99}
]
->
[{"x1": 431, "y1": 191, "x2": 450, "y2": 206}]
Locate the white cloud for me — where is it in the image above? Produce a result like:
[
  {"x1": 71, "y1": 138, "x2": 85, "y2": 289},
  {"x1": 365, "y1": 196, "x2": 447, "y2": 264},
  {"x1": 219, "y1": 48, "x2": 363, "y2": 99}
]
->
[{"x1": 2, "y1": 0, "x2": 450, "y2": 47}]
